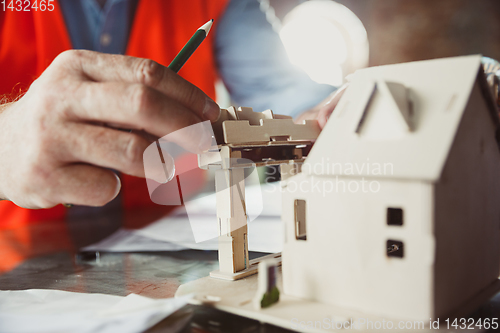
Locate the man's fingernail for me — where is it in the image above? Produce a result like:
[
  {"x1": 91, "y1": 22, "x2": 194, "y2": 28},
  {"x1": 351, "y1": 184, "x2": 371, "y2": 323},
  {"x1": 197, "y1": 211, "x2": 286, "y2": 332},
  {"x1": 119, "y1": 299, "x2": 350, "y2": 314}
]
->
[{"x1": 203, "y1": 99, "x2": 221, "y2": 122}]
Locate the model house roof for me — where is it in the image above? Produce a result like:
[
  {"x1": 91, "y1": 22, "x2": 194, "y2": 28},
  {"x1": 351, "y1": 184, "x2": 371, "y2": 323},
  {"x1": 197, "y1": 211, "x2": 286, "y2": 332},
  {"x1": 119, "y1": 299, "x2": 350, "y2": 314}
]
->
[{"x1": 304, "y1": 55, "x2": 499, "y2": 181}]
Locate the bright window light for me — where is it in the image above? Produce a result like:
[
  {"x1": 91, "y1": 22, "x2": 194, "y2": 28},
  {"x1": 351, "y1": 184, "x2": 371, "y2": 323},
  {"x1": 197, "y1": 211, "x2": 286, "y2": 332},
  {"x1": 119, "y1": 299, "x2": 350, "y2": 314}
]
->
[{"x1": 279, "y1": 1, "x2": 369, "y2": 86}]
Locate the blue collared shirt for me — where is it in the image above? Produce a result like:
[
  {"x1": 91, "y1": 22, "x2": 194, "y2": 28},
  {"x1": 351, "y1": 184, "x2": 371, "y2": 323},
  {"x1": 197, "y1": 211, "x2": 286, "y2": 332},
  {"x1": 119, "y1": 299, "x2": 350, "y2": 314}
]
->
[{"x1": 58, "y1": 0, "x2": 137, "y2": 54}]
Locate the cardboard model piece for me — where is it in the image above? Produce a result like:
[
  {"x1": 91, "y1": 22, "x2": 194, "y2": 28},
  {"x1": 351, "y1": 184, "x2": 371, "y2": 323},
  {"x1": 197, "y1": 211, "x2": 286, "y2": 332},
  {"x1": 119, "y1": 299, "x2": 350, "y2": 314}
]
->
[
  {"x1": 198, "y1": 106, "x2": 320, "y2": 280},
  {"x1": 282, "y1": 54, "x2": 500, "y2": 320}
]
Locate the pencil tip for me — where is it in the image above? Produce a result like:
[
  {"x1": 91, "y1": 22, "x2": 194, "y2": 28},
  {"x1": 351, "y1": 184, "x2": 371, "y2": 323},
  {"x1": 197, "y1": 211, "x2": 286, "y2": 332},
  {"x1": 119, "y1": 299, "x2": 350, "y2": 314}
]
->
[{"x1": 200, "y1": 19, "x2": 214, "y2": 36}]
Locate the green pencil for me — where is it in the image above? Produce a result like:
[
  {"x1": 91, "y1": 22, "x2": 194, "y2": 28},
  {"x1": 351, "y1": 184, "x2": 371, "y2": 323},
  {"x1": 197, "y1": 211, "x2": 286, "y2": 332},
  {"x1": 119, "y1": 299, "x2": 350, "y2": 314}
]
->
[
  {"x1": 168, "y1": 19, "x2": 214, "y2": 73},
  {"x1": 155, "y1": 19, "x2": 214, "y2": 183}
]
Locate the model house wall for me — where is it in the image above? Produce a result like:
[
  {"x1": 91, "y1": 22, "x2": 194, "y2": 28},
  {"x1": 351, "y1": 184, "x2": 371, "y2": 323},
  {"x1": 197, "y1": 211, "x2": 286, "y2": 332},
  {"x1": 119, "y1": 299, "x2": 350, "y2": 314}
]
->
[
  {"x1": 433, "y1": 79, "x2": 500, "y2": 316},
  {"x1": 281, "y1": 55, "x2": 500, "y2": 320},
  {"x1": 282, "y1": 174, "x2": 435, "y2": 320}
]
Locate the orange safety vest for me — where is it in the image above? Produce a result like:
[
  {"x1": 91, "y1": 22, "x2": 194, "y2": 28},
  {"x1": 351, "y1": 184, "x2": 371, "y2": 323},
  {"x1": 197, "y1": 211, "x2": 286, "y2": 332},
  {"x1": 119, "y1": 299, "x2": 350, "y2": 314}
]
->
[{"x1": 0, "y1": 0, "x2": 229, "y2": 227}]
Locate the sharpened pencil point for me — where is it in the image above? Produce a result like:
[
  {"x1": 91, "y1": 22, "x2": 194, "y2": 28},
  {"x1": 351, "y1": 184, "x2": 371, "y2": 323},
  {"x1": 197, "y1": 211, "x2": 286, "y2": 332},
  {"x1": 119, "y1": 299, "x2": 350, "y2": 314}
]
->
[{"x1": 199, "y1": 19, "x2": 214, "y2": 36}]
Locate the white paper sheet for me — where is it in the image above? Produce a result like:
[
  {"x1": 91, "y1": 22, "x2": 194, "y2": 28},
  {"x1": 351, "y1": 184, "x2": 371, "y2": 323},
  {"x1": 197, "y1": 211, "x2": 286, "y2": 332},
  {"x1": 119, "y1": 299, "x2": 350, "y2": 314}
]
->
[
  {"x1": 135, "y1": 215, "x2": 283, "y2": 253},
  {"x1": 174, "y1": 182, "x2": 282, "y2": 218},
  {"x1": 0, "y1": 289, "x2": 190, "y2": 333},
  {"x1": 84, "y1": 215, "x2": 283, "y2": 254},
  {"x1": 83, "y1": 183, "x2": 283, "y2": 253},
  {"x1": 83, "y1": 229, "x2": 188, "y2": 252}
]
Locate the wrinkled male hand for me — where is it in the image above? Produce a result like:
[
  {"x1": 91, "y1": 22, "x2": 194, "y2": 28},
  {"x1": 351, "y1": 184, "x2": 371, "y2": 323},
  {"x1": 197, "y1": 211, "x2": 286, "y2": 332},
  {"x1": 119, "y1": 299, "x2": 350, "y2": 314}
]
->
[
  {"x1": 295, "y1": 84, "x2": 348, "y2": 128},
  {"x1": 0, "y1": 50, "x2": 220, "y2": 209}
]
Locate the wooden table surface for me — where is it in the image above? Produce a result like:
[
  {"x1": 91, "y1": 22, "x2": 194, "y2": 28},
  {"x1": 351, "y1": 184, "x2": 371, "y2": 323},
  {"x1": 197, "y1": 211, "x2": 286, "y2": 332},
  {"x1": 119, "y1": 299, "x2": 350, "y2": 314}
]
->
[{"x1": 0, "y1": 207, "x2": 291, "y2": 332}]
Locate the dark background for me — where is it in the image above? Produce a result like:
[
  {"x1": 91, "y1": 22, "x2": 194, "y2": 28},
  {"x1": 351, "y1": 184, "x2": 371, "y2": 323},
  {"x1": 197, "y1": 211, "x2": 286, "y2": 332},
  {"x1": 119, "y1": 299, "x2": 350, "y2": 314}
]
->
[{"x1": 272, "y1": 0, "x2": 500, "y2": 66}]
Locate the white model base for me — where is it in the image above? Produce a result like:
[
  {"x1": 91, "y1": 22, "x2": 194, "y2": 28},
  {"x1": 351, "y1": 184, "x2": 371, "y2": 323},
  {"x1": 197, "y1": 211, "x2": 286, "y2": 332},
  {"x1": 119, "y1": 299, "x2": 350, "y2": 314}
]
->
[
  {"x1": 176, "y1": 269, "x2": 500, "y2": 333},
  {"x1": 210, "y1": 253, "x2": 282, "y2": 281}
]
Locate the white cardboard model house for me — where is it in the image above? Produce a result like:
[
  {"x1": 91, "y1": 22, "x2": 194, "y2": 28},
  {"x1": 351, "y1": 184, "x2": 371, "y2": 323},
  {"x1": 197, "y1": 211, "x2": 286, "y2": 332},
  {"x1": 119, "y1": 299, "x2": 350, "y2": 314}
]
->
[{"x1": 281, "y1": 55, "x2": 500, "y2": 321}]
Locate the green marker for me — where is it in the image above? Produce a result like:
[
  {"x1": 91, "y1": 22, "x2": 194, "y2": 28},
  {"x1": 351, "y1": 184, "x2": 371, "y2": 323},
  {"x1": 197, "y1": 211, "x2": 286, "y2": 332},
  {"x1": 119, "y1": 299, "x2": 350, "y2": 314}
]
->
[{"x1": 168, "y1": 19, "x2": 214, "y2": 73}]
